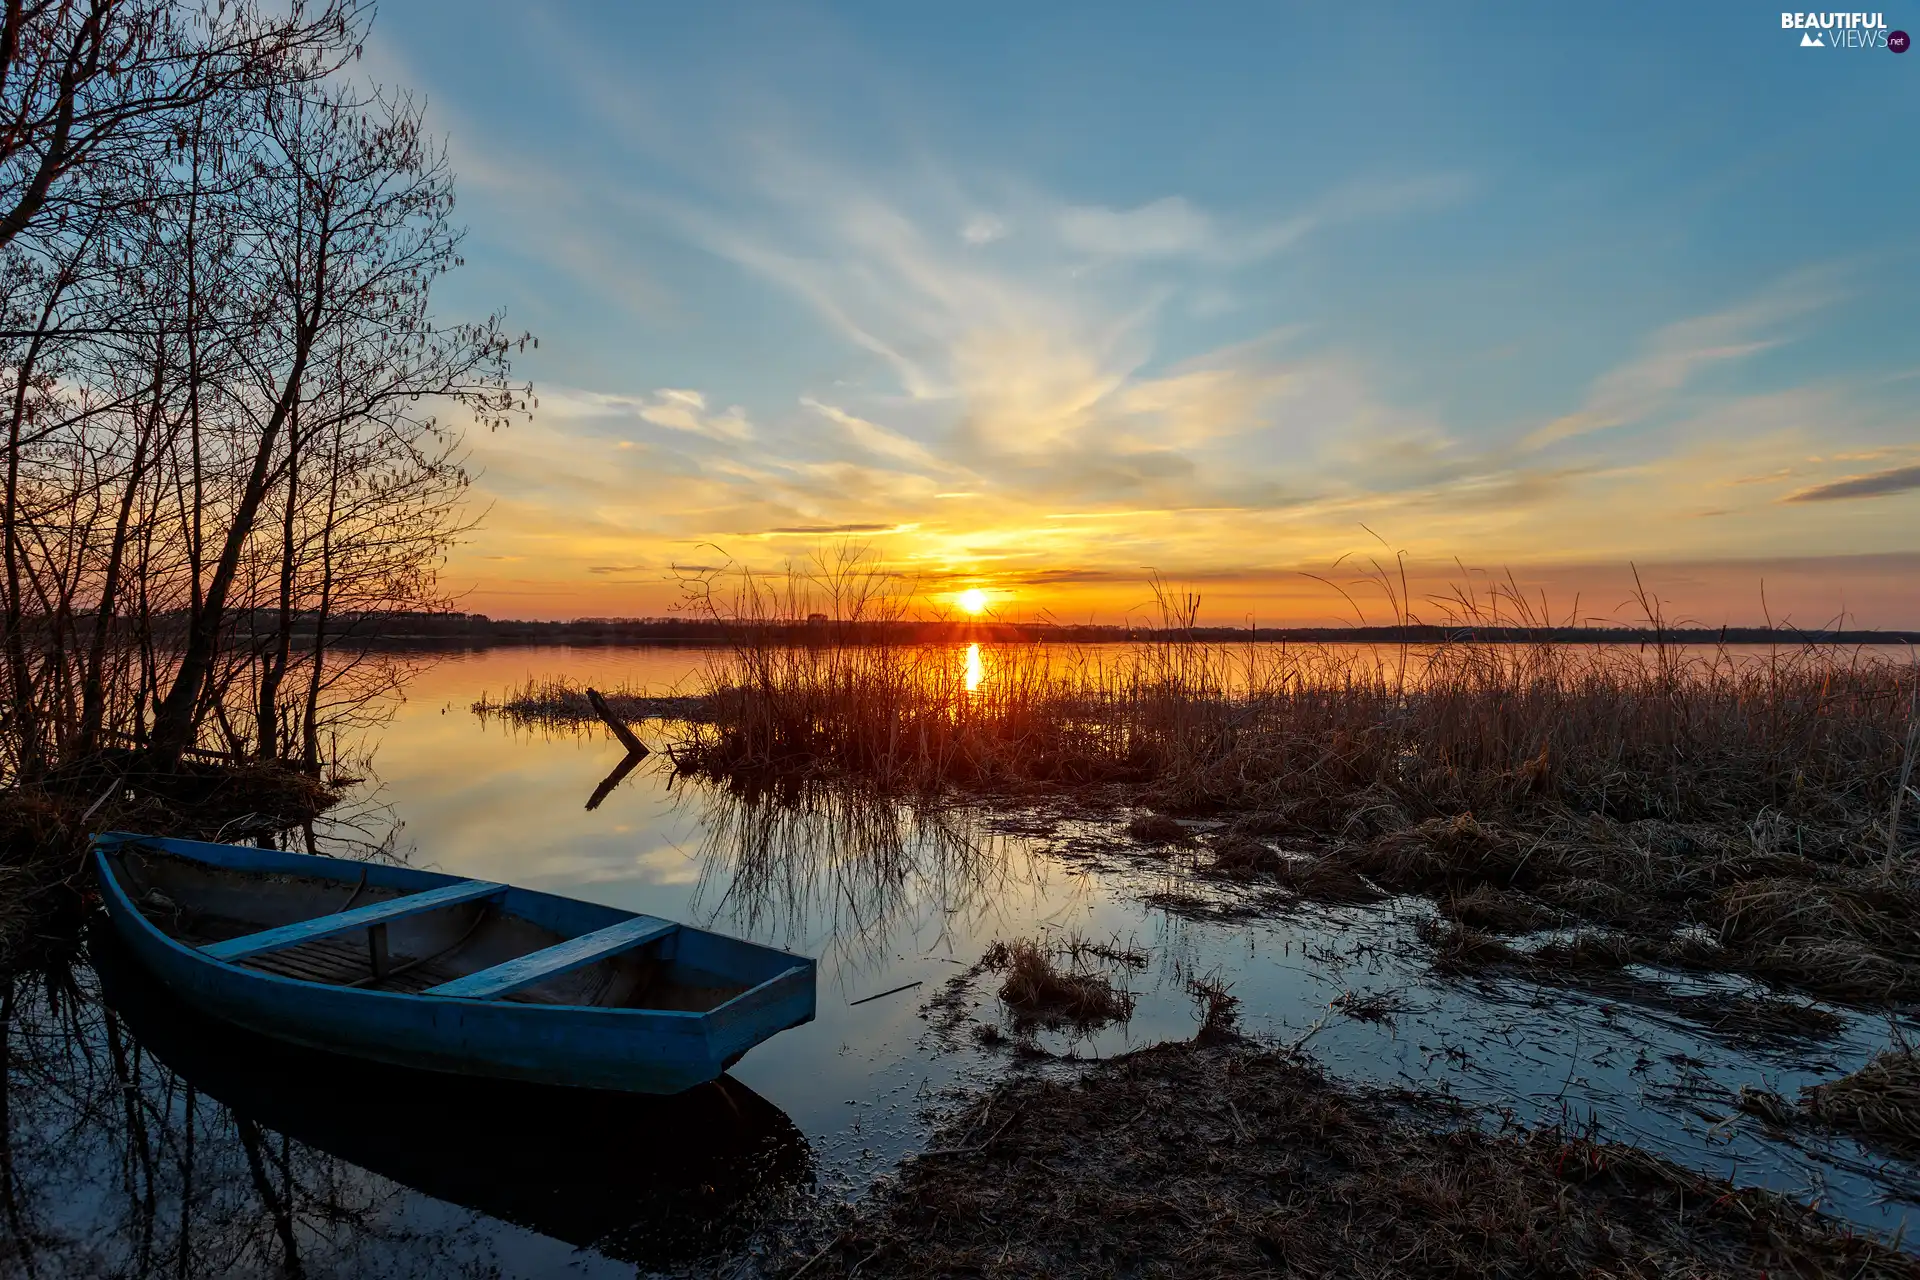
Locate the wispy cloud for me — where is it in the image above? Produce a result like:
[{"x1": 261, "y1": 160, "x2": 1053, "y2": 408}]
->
[
  {"x1": 639, "y1": 389, "x2": 755, "y2": 442},
  {"x1": 767, "y1": 522, "x2": 901, "y2": 534},
  {"x1": 536, "y1": 386, "x2": 755, "y2": 444},
  {"x1": 1784, "y1": 463, "x2": 1920, "y2": 503},
  {"x1": 403, "y1": 14, "x2": 1915, "y2": 625},
  {"x1": 1055, "y1": 196, "x2": 1278, "y2": 259},
  {"x1": 801, "y1": 397, "x2": 961, "y2": 474},
  {"x1": 1523, "y1": 268, "x2": 1848, "y2": 450}
]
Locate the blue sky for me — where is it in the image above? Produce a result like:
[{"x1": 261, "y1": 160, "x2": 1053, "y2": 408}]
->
[{"x1": 366, "y1": 2, "x2": 1920, "y2": 625}]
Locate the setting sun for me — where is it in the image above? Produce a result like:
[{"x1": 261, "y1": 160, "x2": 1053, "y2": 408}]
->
[{"x1": 957, "y1": 588, "x2": 988, "y2": 615}]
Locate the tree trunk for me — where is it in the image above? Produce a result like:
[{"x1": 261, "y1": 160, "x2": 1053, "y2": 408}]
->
[
  {"x1": 76, "y1": 345, "x2": 163, "y2": 757},
  {"x1": 255, "y1": 412, "x2": 299, "y2": 761},
  {"x1": 301, "y1": 431, "x2": 341, "y2": 774},
  {"x1": 1, "y1": 324, "x2": 50, "y2": 778},
  {"x1": 149, "y1": 304, "x2": 320, "y2": 767}
]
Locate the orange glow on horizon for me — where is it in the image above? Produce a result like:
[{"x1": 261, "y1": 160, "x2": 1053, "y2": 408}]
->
[{"x1": 442, "y1": 545, "x2": 1920, "y2": 632}]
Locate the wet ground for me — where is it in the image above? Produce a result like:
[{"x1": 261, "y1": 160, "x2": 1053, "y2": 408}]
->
[{"x1": 5, "y1": 646, "x2": 1915, "y2": 1276}]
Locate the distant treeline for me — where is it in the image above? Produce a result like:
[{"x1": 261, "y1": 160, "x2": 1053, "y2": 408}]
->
[{"x1": 221, "y1": 612, "x2": 1920, "y2": 649}]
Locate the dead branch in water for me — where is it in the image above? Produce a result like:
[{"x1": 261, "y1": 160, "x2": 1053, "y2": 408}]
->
[{"x1": 587, "y1": 688, "x2": 650, "y2": 757}]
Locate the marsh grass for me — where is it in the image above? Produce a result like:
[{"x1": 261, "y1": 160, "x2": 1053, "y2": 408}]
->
[
  {"x1": 1437, "y1": 883, "x2": 1565, "y2": 932},
  {"x1": 982, "y1": 936, "x2": 1137, "y2": 1031},
  {"x1": 670, "y1": 566, "x2": 1919, "y2": 834},
  {"x1": 1802, "y1": 1040, "x2": 1920, "y2": 1156},
  {"x1": 661, "y1": 573, "x2": 1920, "y2": 1004},
  {"x1": 471, "y1": 677, "x2": 709, "y2": 732},
  {"x1": 810, "y1": 1038, "x2": 1913, "y2": 1279},
  {"x1": 1184, "y1": 971, "x2": 1242, "y2": 1041},
  {"x1": 1125, "y1": 812, "x2": 1190, "y2": 844},
  {"x1": 652, "y1": 552, "x2": 1920, "y2": 1004}
]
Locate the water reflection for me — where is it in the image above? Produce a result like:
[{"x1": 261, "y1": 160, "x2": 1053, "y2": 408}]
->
[
  {"x1": 585, "y1": 744, "x2": 648, "y2": 811},
  {"x1": 0, "y1": 931, "x2": 809, "y2": 1276},
  {"x1": 677, "y1": 778, "x2": 1041, "y2": 972},
  {"x1": 197, "y1": 645, "x2": 1920, "y2": 1247},
  {"x1": 963, "y1": 642, "x2": 984, "y2": 694}
]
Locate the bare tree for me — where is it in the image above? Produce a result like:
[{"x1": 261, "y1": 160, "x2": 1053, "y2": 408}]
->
[
  {"x1": 0, "y1": 0, "x2": 365, "y2": 256},
  {"x1": 0, "y1": 2, "x2": 529, "y2": 783},
  {"x1": 148, "y1": 81, "x2": 523, "y2": 767}
]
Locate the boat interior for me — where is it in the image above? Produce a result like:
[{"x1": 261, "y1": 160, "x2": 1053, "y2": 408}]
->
[{"x1": 106, "y1": 845, "x2": 754, "y2": 1012}]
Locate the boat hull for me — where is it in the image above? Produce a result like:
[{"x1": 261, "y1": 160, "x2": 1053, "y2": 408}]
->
[
  {"x1": 92, "y1": 835, "x2": 815, "y2": 1094},
  {"x1": 88, "y1": 922, "x2": 813, "y2": 1265}
]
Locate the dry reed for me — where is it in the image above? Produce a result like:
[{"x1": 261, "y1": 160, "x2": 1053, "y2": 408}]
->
[
  {"x1": 471, "y1": 677, "x2": 708, "y2": 730},
  {"x1": 1438, "y1": 883, "x2": 1564, "y2": 932},
  {"x1": 662, "y1": 558, "x2": 1920, "y2": 1005},
  {"x1": 1416, "y1": 917, "x2": 1524, "y2": 972},
  {"x1": 1184, "y1": 971, "x2": 1242, "y2": 1041},
  {"x1": 982, "y1": 937, "x2": 1136, "y2": 1030},
  {"x1": 672, "y1": 583, "x2": 1918, "y2": 833},
  {"x1": 1802, "y1": 1043, "x2": 1920, "y2": 1155},
  {"x1": 800, "y1": 1038, "x2": 1911, "y2": 1278},
  {"x1": 1125, "y1": 812, "x2": 1189, "y2": 844}
]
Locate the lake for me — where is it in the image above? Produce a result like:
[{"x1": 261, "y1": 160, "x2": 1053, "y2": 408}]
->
[{"x1": 7, "y1": 644, "x2": 1917, "y2": 1276}]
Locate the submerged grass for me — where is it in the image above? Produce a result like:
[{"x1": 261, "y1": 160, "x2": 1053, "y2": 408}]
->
[
  {"x1": 802, "y1": 1037, "x2": 1912, "y2": 1279},
  {"x1": 981, "y1": 936, "x2": 1136, "y2": 1031},
  {"x1": 471, "y1": 676, "x2": 709, "y2": 730}
]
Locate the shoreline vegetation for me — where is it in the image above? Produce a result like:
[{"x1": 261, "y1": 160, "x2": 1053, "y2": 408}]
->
[
  {"x1": 0, "y1": 755, "x2": 340, "y2": 977},
  {"x1": 640, "y1": 559, "x2": 1920, "y2": 1010},
  {"x1": 480, "y1": 558, "x2": 1920, "y2": 1017},
  {"x1": 770, "y1": 937, "x2": 1920, "y2": 1276},
  {"x1": 472, "y1": 677, "x2": 714, "y2": 731},
  {"x1": 794, "y1": 1029, "x2": 1916, "y2": 1279}
]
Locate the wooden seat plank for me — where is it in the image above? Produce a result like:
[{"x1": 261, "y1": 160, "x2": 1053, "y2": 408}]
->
[
  {"x1": 201, "y1": 881, "x2": 505, "y2": 962},
  {"x1": 425, "y1": 916, "x2": 677, "y2": 1001}
]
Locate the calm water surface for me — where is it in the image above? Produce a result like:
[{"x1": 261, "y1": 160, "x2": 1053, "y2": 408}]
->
[{"x1": 7, "y1": 644, "x2": 1917, "y2": 1277}]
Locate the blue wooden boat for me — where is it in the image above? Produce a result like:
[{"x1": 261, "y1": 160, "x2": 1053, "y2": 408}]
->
[
  {"x1": 90, "y1": 832, "x2": 816, "y2": 1093},
  {"x1": 87, "y1": 924, "x2": 810, "y2": 1263}
]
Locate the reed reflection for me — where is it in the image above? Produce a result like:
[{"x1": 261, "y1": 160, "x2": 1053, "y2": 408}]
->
[{"x1": 673, "y1": 779, "x2": 1068, "y2": 976}]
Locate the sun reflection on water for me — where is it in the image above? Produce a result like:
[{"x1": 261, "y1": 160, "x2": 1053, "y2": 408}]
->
[{"x1": 964, "y1": 642, "x2": 984, "y2": 693}]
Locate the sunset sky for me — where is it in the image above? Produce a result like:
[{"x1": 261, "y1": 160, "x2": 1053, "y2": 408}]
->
[{"x1": 373, "y1": 3, "x2": 1917, "y2": 628}]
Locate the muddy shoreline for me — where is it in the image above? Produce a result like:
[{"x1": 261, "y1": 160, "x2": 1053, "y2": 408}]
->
[
  {"x1": 967, "y1": 782, "x2": 1920, "y2": 1018},
  {"x1": 783, "y1": 1032, "x2": 1916, "y2": 1278},
  {"x1": 728, "y1": 789, "x2": 1920, "y2": 1275}
]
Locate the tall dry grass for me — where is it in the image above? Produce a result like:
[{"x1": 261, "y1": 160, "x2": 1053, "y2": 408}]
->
[
  {"x1": 663, "y1": 555, "x2": 1920, "y2": 1004},
  {"x1": 668, "y1": 563, "x2": 1920, "y2": 842}
]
